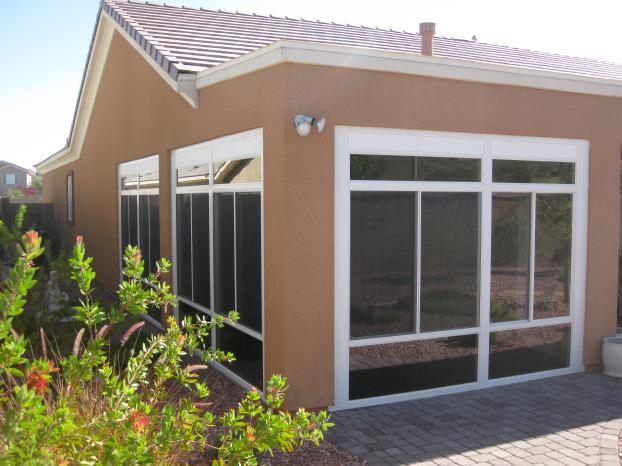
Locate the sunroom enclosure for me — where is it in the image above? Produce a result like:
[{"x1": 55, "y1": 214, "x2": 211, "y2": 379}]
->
[
  {"x1": 172, "y1": 129, "x2": 264, "y2": 391},
  {"x1": 334, "y1": 127, "x2": 587, "y2": 410}
]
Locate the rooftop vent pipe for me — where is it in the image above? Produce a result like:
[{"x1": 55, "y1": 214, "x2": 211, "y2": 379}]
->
[{"x1": 419, "y1": 22, "x2": 436, "y2": 56}]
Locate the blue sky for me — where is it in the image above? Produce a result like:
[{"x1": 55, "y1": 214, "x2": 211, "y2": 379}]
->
[{"x1": 2, "y1": 0, "x2": 621, "y2": 170}]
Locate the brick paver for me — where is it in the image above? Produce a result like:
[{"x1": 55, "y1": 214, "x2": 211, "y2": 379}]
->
[{"x1": 327, "y1": 373, "x2": 622, "y2": 465}]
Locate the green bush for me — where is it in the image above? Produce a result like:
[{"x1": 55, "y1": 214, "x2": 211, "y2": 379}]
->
[{"x1": 0, "y1": 233, "x2": 331, "y2": 464}]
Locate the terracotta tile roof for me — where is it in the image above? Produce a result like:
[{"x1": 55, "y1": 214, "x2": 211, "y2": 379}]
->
[{"x1": 103, "y1": 0, "x2": 622, "y2": 81}]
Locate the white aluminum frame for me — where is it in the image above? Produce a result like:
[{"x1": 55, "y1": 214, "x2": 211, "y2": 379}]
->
[
  {"x1": 171, "y1": 128, "x2": 265, "y2": 392},
  {"x1": 334, "y1": 126, "x2": 589, "y2": 410},
  {"x1": 117, "y1": 155, "x2": 162, "y2": 330}
]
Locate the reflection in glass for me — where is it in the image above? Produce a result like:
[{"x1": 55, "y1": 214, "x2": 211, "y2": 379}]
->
[
  {"x1": 420, "y1": 193, "x2": 480, "y2": 332},
  {"x1": 489, "y1": 324, "x2": 570, "y2": 378},
  {"x1": 349, "y1": 335, "x2": 478, "y2": 399},
  {"x1": 350, "y1": 154, "x2": 480, "y2": 182},
  {"x1": 491, "y1": 194, "x2": 530, "y2": 322},
  {"x1": 216, "y1": 325, "x2": 263, "y2": 389},
  {"x1": 176, "y1": 194, "x2": 192, "y2": 300},
  {"x1": 493, "y1": 160, "x2": 575, "y2": 184},
  {"x1": 214, "y1": 193, "x2": 235, "y2": 315},
  {"x1": 192, "y1": 193, "x2": 211, "y2": 308},
  {"x1": 121, "y1": 175, "x2": 138, "y2": 191},
  {"x1": 177, "y1": 163, "x2": 210, "y2": 187},
  {"x1": 214, "y1": 157, "x2": 261, "y2": 184},
  {"x1": 350, "y1": 192, "x2": 416, "y2": 338},
  {"x1": 235, "y1": 193, "x2": 262, "y2": 332},
  {"x1": 534, "y1": 194, "x2": 572, "y2": 319},
  {"x1": 139, "y1": 170, "x2": 159, "y2": 189}
]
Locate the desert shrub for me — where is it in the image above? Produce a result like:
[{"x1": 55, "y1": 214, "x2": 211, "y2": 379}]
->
[{"x1": 0, "y1": 233, "x2": 331, "y2": 465}]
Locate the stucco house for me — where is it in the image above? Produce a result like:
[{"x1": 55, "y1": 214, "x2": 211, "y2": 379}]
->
[
  {"x1": 0, "y1": 161, "x2": 33, "y2": 197},
  {"x1": 36, "y1": 0, "x2": 622, "y2": 410}
]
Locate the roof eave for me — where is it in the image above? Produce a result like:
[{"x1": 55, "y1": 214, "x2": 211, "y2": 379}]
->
[{"x1": 196, "y1": 39, "x2": 622, "y2": 98}]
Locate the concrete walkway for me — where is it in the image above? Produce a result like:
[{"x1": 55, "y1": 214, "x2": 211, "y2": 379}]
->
[{"x1": 327, "y1": 373, "x2": 622, "y2": 466}]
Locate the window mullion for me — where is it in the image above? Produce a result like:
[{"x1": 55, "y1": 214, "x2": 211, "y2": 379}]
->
[
  {"x1": 415, "y1": 192, "x2": 421, "y2": 334},
  {"x1": 477, "y1": 146, "x2": 492, "y2": 384},
  {"x1": 190, "y1": 194, "x2": 194, "y2": 303},
  {"x1": 233, "y1": 193, "x2": 238, "y2": 313},
  {"x1": 529, "y1": 192, "x2": 536, "y2": 322}
]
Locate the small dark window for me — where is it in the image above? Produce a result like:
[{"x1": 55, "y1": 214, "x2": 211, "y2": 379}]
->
[
  {"x1": 350, "y1": 191, "x2": 416, "y2": 338},
  {"x1": 350, "y1": 154, "x2": 481, "y2": 182},
  {"x1": 235, "y1": 193, "x2": 262, "y2": 332},
  {"x1": 489, "y1": 325, "x2": 570, "y2": 379},
  {"x1": 192, "y1": 193, "x2": 211, "y2": 308},
  {"x1": 349, "y1": 335, "x2": 478, "y2": 400},
  {"x1": 176, "y1": 194, "x2": 192, "y2": 300},
  {"x1": 493, "y1": 160, "x2": 575, "y2": 184},
  {"x1": 216, "y1": 324, "x2": 263, "y2": 389},
  {"x1": 214, "y1": 193, "x2": 235, "y2": 315}
]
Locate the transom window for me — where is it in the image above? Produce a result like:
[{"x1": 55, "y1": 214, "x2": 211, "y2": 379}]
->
[
  {"x1": 335, "y1": 127, "x2": 587, "y2": 409},
  {"x1": 173, "y1": 129, "x2": 264, "y2": 391}
]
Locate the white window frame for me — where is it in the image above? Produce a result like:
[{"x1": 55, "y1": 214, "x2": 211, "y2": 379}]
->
[
  {"x1": 171, "y1": 128, "x2": 265, "y2": 392},
  {"x1": 117, "y1": 155, "x2": 161, "y2": 329},
  {"x1": 334, "y1": 126, "x2": 588, "y2": 410}
]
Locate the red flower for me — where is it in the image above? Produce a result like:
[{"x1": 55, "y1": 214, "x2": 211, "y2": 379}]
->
[
  {"x1": 130, "y1": 410, "x2": 150, "y2": 432},
  {"x1": 26, "y1": 361, "x2": 58, "y2": 396},
  {"x1": 27, "y1": 369, "x2": 47, "y2": 395},
  {"x1": 76, "y1": 235, "x2": 84, "y2": 246},
  {"x1": 23, "y1": 230, "x2": 39, "y2": 247}
]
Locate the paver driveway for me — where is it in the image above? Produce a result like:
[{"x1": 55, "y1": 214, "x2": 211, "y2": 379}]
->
[{"x1": 327, "y1": 373, "x2": 622, "y2": 466}]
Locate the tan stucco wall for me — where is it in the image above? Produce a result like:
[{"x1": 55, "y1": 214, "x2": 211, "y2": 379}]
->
[{"x1": 42, "y1": 29, "x2": 622, "y2": 409}]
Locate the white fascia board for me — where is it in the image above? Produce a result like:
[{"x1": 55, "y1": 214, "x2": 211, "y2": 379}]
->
[{"x1": 196, "y1": 40, "x2": 622, "y2": 98}]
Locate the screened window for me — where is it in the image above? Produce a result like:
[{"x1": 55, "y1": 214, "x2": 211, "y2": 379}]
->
[
  {"x1": 4, "y1": 174, "x2": 16, "y2": 185},
  {"x1": 351, "y1": 154, "x2": 480, "y2": 182},
  {"x1": 337, "y1": 128, "x2": 584, "y2": 409},
  {"x1": 118, "y1": 156, "x2": 160, "y2": 280},
  {"x1": 493, "y1": 160, "x2": 575, "y2": 184},
  {"x1": 174, "y1": 130, "x2": 263, "y2": 390}
]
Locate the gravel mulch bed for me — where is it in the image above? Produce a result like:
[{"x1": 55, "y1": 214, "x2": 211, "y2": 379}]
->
[{"x1": 138, "y1": 321, "x2": 365, "y2": 466}]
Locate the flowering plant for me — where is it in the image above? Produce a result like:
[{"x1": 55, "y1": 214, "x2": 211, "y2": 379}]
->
[{"x1": 0, "y1": 232, "x2": 331, "y2": 464}]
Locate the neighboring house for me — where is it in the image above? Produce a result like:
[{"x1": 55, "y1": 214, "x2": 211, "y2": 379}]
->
[
  {"x1": 0, "y1": 161, "x2": 33, "y2": 197},
  {"x1": 35, "y1": 0, "x2": 622, "y2": 411}
]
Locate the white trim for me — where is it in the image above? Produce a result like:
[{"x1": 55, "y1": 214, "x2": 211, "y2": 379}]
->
[
  {"x1": 336, "y1": 366, "x2": 583, "y2": 411},
  {"x1": 196, "y1": 40, "x2": 622, "y2": 98},
  {"x1": 333, "y1": 126, "x2": 588, "y2": 410}
]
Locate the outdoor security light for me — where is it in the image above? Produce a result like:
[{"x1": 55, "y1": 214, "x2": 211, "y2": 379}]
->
[{"x1": 294, "y1": 114, "x2": 326, "y2": 136}]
